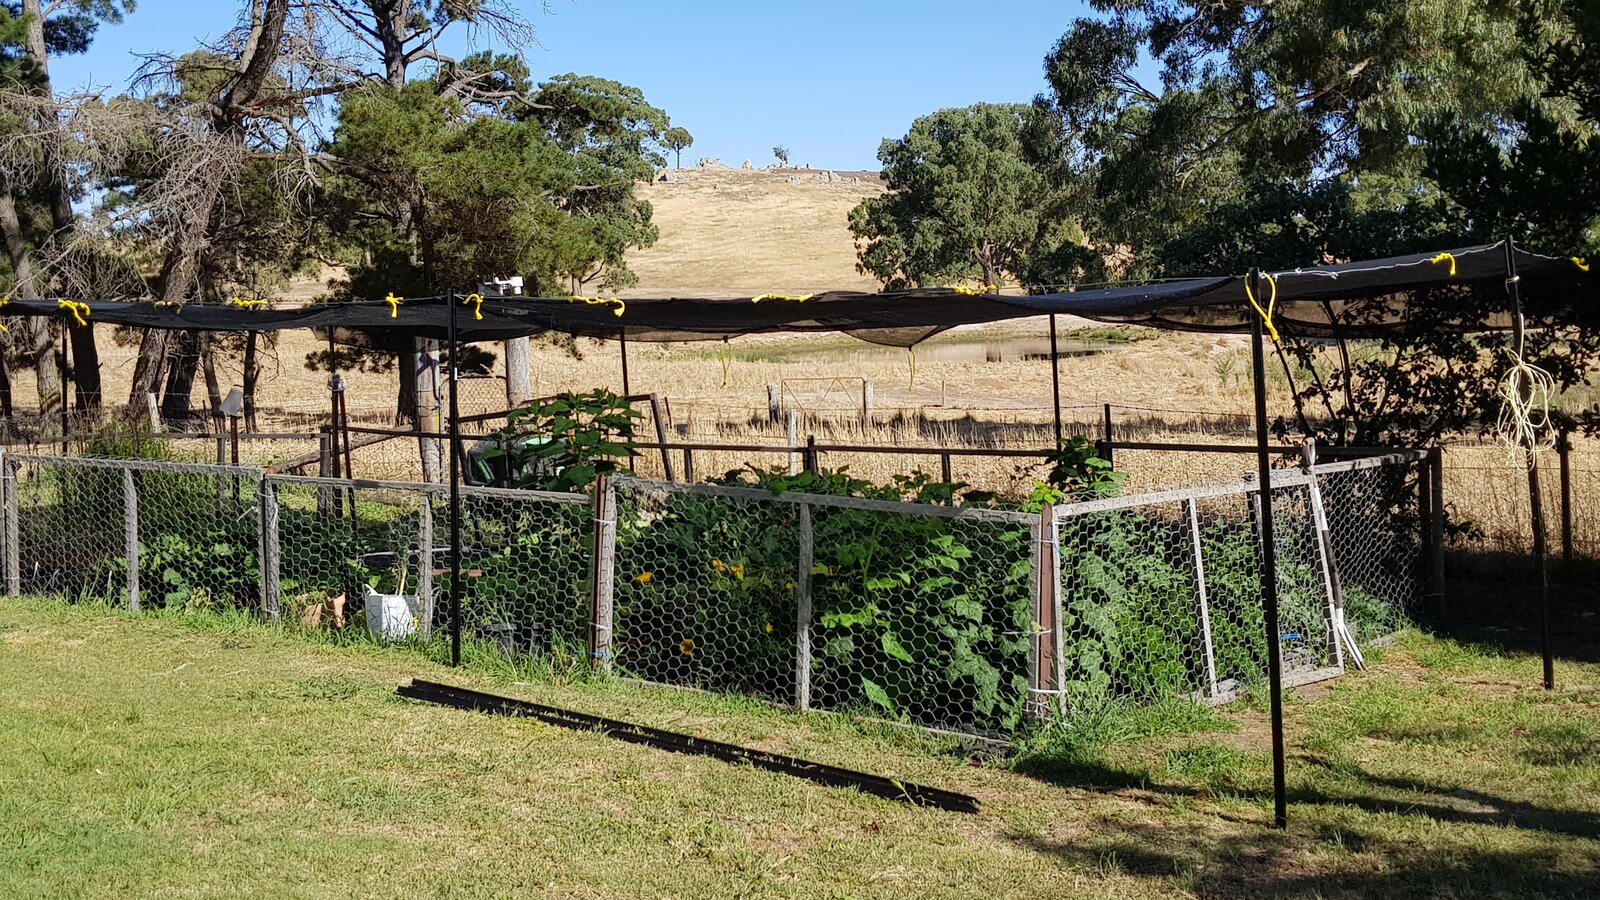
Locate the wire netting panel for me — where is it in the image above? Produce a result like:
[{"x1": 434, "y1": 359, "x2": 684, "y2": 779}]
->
[
  {"x1": 12, "y1": 458, "x2": 129, "y2": 602},
  {"x1": 135, "y1": 468, "x2": 260, "y2": 612},
  {"x1": 807, "y1": 505, "x2": 1036, "y2": 734},
  {"x1": 449, "y1": 487, "x2": 594, "y2": 660},
  {"x1": 1316, "y1": 462, "x2": 1424, "y2": 637},
  {"x1": 271, "y1": 478, "x2": 429, "y2": 626},
  {"x1": 611, "y1": 483, "x2": 799, "y2": 705},
  {"x1": 1056, "y1": 480, "x2": 1337, "y2": 709}
]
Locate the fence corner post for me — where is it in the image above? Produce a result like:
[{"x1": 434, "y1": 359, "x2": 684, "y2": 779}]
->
[
  {"x1": 124, "y1": 467, "x2": 140, "y2": 612},
  {"x1": 795, "y1": 501, "x2": 814, "y2": 711},
  {"x1": 259, "y1": 477, "x2": 280, "y2": 621},
  {"x1": 590, "y1": 474, "x2": 617, "y2": 674}
]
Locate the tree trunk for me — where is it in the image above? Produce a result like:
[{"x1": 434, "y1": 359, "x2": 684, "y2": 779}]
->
[
  {"x1": 200, "y1": 333, "x2": 224, "y2": 422},
  {"x1": 413, "y1": 338, "x2": 441, "y2": 482},
  {"x1": 504, "y1": 337, "x2": 531, "y2": 407},
  {"x1": 0, "y1": 183, "x2": 63, "y2": 433},
  {"x1": 160, "y1": 332, "x2": 201, "y2": 426},
  {"x1": 68, "y1": 325, "x2": 101, "y2": 413}
]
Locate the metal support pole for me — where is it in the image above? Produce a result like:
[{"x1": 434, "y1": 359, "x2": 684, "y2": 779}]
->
[
  {"x1": 1505, "y1": 238, "x2": 1553, "y2": 691},
  {"x1": 260, "y1": 478, "x2": 280, "y2": 620},
  {"x1": 795, "y1": 502, "x2": 814, "y2": 710},
  {"x1": 1049, "y1": 315, "x2": 1063, "y2": 447},
  {"x1": 619, "y1": 329, "x2": 631, "y2": 398},
  {"x1": 1185, "y1": 498, "x2": 1219, "y2": 697},
  {"x1": 940, "y1": 451, "x2": 953, "y2": 486},
  {"x1": 1030, "y1": 505, "x2": 1061, "y2": 719},
  {"x1": 1100, "y1": 403, "x2": 1114, "y2": 467},
  {"x1": 590, "y1": 475, "x2": 617, "y2": 673},
  {"x1": 681, "y1": 447, "x2": 695, "y2": 484},
  {"x1": 1249, "y1": 268, "x2": 1289, "y2": 829},
  {"x1": 124, "y1": 468, "x2": 139, "y2": 612},
  {"x1": 447, "y1": 294, "x2": 463, "y2": 668},
  {"x1": 649, "y1": 393, "x2": 674, "y2": 482},
  {"x1": 1428, "y1": 447, "x2": 1446, "y2": 618},
  {"x1": 1559, "y1": 430, "x2": 1574, "y2": 570}
]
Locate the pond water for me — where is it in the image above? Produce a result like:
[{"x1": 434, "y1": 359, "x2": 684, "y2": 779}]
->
[{"x1": 773, "y1": 336, "x2": 1121, "y2": 365}]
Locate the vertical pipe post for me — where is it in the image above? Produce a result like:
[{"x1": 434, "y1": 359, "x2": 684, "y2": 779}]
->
[
  {"x1": 1559, "y1": 430, "x2": 1574, "y2": 570},
  {"x1": 417, "y1": 489, "x2": 434, "y2": 640},
  {"x1": 805, "y1": 436, "x2": 819, "y2": 476},
  {"x1": 1301, "y1": 440, "x2": 1346, "y2": 671},
  {"x1": 1428, "y1": 447, "x2": 1446, "y2": 618},
  {"x1": 214, "y1": 436, "x2": 227, "y2": 508},
  {"x1": 1185, "y1": 497, "x2": 1219, "y2": 698},
  {"x1": 316, "y1": 430, "x2": 333, "y2": 518},
  {"x1": 649, "y1": 393, "x2": 674, "y2": 482},
  {"x1": 1249, "y1": 268, "x2": 1289, "y2": 829},
  {"x1": 124, "y1": 467, "x2": 139, "y2": 612},
  {"x1": 619, "y1": 330, "x2": 631, "y2": 398},
  {"x1": 795, "y1": 501, "x2": 814, "y2": 710},
  {"x1": 260, "y1": 478, "x2": 280, "y2": 620},
  {"x1": 58, "y1": 323, "x2": 69, "y2": 453},
  {"x1": 1100, "y1": 403, "x2": 1114, "y2": 467},
  {"x1": 1504, "y1": 238, "x2": 1553, "y2": 691},
  {"x1": 682, "y1": 447, "x2": 695, "y2": 484},
  {"x1": 1030, "y1": 504, "x2": 1060, "y2": 719},
  {"x1": 590, "y1": 475, "x2": 617, "y2": 673},
  {"x1": 1049, "y1": 315, "x2": 1063, "y2": 447},
  {"x1": 940, "y1": 451, "x2": 953, "y2": 486},
  {"x1": 447, "y1": 293, "x2": 463, "y2": 668}
]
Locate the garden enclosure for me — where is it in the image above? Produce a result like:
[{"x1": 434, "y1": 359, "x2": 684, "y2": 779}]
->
[{"x1": 3, "y1": 449, "x2": 1425, "y2": 738}]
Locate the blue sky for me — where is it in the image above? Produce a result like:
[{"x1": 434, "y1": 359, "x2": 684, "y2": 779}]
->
[{"x1": 51, "y1": 0, "x2": 1094, "y2": 171}]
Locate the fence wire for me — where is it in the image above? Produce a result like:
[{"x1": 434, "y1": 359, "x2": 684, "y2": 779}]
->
[{"x1": 2, "y1": 449, "x2": 1426, "y2": 739}]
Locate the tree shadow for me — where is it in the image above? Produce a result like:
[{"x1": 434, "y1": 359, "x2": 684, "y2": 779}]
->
[{"x1": 1437, "y1": 574, "x2": 1600, "y2": 664}]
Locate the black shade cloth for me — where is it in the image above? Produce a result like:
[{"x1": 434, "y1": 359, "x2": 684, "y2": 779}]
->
[{"x1": 6, "y1": 241, "x2": 1593, "y2": 346}]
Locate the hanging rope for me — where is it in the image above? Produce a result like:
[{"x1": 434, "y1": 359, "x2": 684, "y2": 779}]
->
[
  {"x1": 1428, "y1": 252, "x2": 1458, "y2": 277},
  {"x1": 751, "y1": 293, "x2": 812, "y2": 304},
  {"x1": 383, "y1": 292, "x2": 403, "y2": 318},
  {"x1": 1243, "y1": 272, "x2": 1281, "y2": 342},
  {"x1": 949, "y1": 284, "x2": 997, "y2": 297},
  {"x1": 570, "y1": 294, "x2": 626, "y2": 317},
  {"x1": 462, "y1": 293, "x2": 484, "y2": 321},
  {"x1": 58, "y1": 299, "x2": 90, "y2": 326},
  {"x1": 1497, "y1": 357, "x2": 1556, "y2": 466}
]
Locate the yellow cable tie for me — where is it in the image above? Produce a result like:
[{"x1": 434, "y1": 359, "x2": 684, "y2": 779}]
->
[
  {"x1": 570, "y1": 295, "x2": 626, "y2": 317},
  {"x1": 154, "y1": 299, "x2": 183, "y2": 312},
  {"x1": 1574, "y1": 257, "x2": 1591, "y2": 273},
  {"x1": 463, "y1": 293, "x2": 484, "y2": 321},
  {"x1": 384, "y1": 292, "x2": 403, "y2": 318},
  {"x1": 751, "y1": 293, "x2": 813, "y2": 304},
  {"x1": 229, "y1": 297, "x2": 266, "y2": 309},
  {"x1": 1243, "y1": 273, "x2": 1281, "y2": 343},
  {"x1": 950, "y1": 284, "x2": 997, "y2": 296},
  {"x1": 58, "y1": 299, "x2": 90, "y2": 326},
  {"x1": 1429, "y1": 252, "x2": 1458, "y2": 277},
  {"x1": 0, "y1": 295, "x2": 8, "y2": 332}
]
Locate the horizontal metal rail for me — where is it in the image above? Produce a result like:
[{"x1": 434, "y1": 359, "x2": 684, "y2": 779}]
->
[
  {"x1": 612, "y1": 476, "x2": 1035, "y2": 524},
  {"x1": 8, "y1": 453, "x2": 263, "y2": 478}
]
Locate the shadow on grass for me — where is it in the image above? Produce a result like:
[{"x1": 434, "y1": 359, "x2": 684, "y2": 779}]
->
[{"x1": 1436, "y1": 572, "x2": 1600, "y2": 664}]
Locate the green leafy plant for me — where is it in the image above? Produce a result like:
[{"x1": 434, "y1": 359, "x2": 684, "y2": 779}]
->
[
  {"x1": 1042, "y1": 436, "x2": 1125, "y2": 500},
  {"x1": 482, "y1": 390, "x2": 641, "y2": 493}
]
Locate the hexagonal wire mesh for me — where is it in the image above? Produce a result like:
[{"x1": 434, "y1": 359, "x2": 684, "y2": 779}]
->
[
  {"x1": 7, "y1": 454, "x2": 262, "y2": 611},
  {"x1": 608, "y1": 477, "x2": 1042, "y2": 736}
]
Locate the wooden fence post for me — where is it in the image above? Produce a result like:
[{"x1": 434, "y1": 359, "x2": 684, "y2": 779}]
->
[
  {"x1": 417, "y1": 490, "x2": 434, "y2": 639},
  {"x1": 590, "y1": 475, "x2": 617, "y2": 673},
  {"x1": 795, "y1": 501, "x2": 814, "y2": 711},
  {"x1": 681, "y1": 447, "x2": 696, "y2": 484},
  {"x1": 259, "y1": 477, "x2": 280, "y2": 620},
  {"x1": 861, "y1": 380, "x2": 874, "y2": 427},
  {"x1": 124, "y1": 468, "x2": 140, "y2": 612},
  {"x1": 649, "y1": 393, "x2": 676, "y2": 482},
  {"x1": 786, "y1": 411, "x2": 800, "y2": 475}
]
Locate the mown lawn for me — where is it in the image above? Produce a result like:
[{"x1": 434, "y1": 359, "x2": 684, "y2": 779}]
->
[{"x1": 1, "y1": 598, "x2": 1597, "y2": 899}]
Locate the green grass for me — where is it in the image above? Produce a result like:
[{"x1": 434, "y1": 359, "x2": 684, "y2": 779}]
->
[{"x1": 1, "y1": 601, "x2": 1598, "y2": 898}]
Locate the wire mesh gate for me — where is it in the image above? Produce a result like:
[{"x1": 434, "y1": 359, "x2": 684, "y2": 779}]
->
[{"x1": 0, "y1": 449, "x2": 1423, "y2": 738}]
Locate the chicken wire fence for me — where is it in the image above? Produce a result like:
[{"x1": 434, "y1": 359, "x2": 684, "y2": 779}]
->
[{"x1": 1, "y1": 448, "x2": 1424, "y2": 739}]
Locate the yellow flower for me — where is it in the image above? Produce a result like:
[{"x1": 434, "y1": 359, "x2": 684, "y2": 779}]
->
[
  {"x1": 763, "y1": 623, "x2": 774, "y2": 634},
  {"x1": 730, "y1": 564, "x2": 745, "y2": 579},
  {"x1": 679, "y1": 639, "x2": 695, "y2": 657},
  {"x1": 785, "y1": 582, "x2": 795, "y2": 591},
  {"x1": 634, "y1": 572, "x2": 653, "y2": 584},
  {"x1": 711, "y1": 559, "x2": 726, "y2": 572}
]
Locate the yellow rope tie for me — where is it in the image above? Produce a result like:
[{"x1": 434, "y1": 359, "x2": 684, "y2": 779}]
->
[
  {"x1": 1428, "y1": 252, "x2": 1458, "y2": 277},
  {"x1": 950, "y1": 284, "x2": 997, "y2": 296},
  {"x1": 462, "y1": 293, "x2": 484, "y2": 321},
  {"x1": 1243, "y1": 273, "x2": 1281, "y2": 343},
  {"x1": 58, "y1": 299, "x2": 90, "y2": 326},
  {"x1": 570, "y1": 295, "x2": 626, "y2": 317},
  {"x1": 384, "y1": 292, "x2": 403, "y2": 318},
  {"x1": 154, "y1": 299, "x2": 183, "y2": 312},
  {"x1": 0, "y1": 296, "x2": 8, "y2": 332},
  {"x1": 229, "y1": 297, "x2": 266, "y2": 309},
  {"x1": 1574, "y1": 257, "x2": 1591, "y2": 273},
  {"x1": 751, "y1": 293, "x2": 813, "y2": 304}
]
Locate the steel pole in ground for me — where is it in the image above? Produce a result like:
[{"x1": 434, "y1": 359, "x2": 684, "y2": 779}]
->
[
  {"x1": 1249, "y1": 268, "x2": 1289, "y2": 829},
  {"x1": 1049, "y1": 315, "x2": 1063, "y2": 447},
  {"x1": 448, "y1": 294, "x2": 463, "y2": 668},
  {"x1": 1503, "y1": 238, "x2": 1554, "y2": 690}
]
